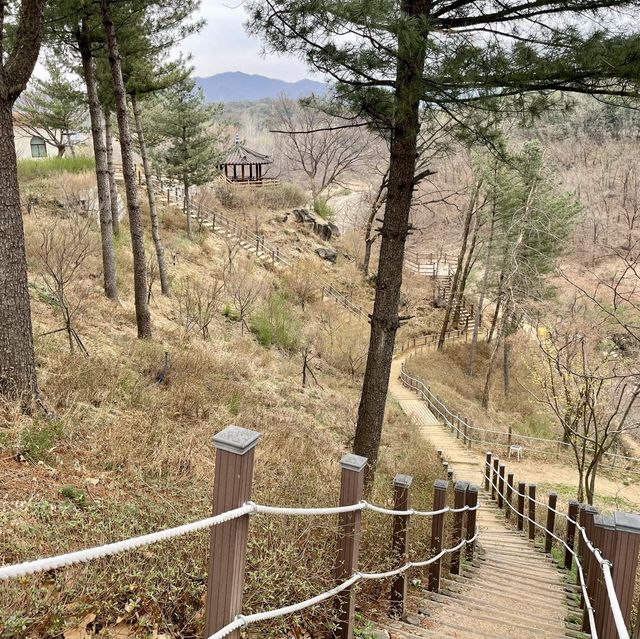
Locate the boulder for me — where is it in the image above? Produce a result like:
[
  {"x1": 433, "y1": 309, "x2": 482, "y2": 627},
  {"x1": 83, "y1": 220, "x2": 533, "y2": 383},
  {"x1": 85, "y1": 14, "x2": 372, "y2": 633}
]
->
[
  {"x1": 315, "y1": 247, "x2": 337, "y2": 263},
  {"x1": 328, "y1": 222, "x2": 341, "y2": 238}
]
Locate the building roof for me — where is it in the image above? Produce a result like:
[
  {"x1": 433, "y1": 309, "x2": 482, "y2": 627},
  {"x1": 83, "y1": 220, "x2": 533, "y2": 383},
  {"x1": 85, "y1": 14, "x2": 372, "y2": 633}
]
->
[{"x1": 221, "y1": 135, "x2": 272, "y2": 166}]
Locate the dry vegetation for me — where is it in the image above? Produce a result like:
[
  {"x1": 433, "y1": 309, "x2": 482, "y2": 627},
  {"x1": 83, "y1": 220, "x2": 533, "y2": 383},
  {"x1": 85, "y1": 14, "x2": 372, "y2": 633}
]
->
[{"x1": 1, "y1": 169, "x2": 446, "y2": 639}]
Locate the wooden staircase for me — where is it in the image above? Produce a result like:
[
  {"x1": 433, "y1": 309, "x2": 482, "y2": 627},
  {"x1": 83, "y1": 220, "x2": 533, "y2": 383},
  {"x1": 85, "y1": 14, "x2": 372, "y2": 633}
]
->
[{"x1": 385, "y1": 355, "x2": 577, "y2": 639}]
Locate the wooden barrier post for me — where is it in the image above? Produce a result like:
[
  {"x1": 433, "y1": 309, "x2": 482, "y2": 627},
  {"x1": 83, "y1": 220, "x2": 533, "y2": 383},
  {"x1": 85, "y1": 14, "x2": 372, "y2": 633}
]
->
[
  {"x1": 601, "y1": 513, "x2": 640, "y2": 638},
  {"x1": 390, "y1": 474, "x2": 412, "y2": 619},
  {"x1": 545, "y1": 492, "x2": 558, "y2": 554},
  {"x1": 428, "y1": 480, "x2": 449, "y2": 592},
  {"x1": 450, "y1": 481, "x2": 468, "y2": 575},
  {"x1": 491, "y1": 457, "x2": 499, "y2": 500},
  {"x1": 204, "y1": 426, "x2": 261, "y2": 639},
  {"x1": 528, "y1": 484, "x2": 537, "y2": 542},
  {"x1": 592, "y1": 515, "x2": 616, "y2": 638},
  {"x1": 335, "y1": 454, "x2": 367, "y2": 639},
  {"x1": 505, "y1": 473, "x2": 514, "y2": 520},
  {"x1": 564, "y1": 500, "x2": 579, "y2": 570},
  {"x1": 447, "y1": 468, "x2": 454, "y2": 482},
  {"x1": 465, "y1": 485, "x2": 479, "y2": 561},
  {"x1": 497, "y1": 464, "x2": 505, "y2": 509},
  {"x1": 484, "y1": 452, "x2": 492, "y2": 490},
  {"x1": 517, "y1": 481, "x2": 526, "y2": 532},
  {"x1": 581, "y1": 506, "x2": 598, "y2": 631}
]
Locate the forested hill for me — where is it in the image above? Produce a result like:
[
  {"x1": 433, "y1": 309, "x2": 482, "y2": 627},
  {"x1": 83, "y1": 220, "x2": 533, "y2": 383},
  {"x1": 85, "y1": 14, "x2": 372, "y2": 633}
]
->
[{"x1": 195, "y1": 71, "x2": 326, "y2": 102}]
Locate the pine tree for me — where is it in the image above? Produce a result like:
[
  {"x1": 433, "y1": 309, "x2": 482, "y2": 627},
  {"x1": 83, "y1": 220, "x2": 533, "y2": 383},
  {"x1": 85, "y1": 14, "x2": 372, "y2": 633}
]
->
[
  {"x1": 15, "y1": 57, "x2": 87, "y2": 157},
  {"x1": 148, "y1": 77, "x2": 222, "y2": 239},
  {"x1": 249, "y1": 0, "x2": 640, "y2": 485},
  {"x1": 0, "y1": 0, "x2": 47, "y2": 401}
]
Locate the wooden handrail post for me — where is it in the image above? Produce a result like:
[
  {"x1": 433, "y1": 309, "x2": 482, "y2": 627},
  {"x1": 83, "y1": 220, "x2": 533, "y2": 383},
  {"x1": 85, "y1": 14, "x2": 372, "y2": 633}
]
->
[
  {"x1": 491, "y1": 457, "x2": 499, "y2": 500},
  {"x1": 465, "y1": 485, "x2": 479, "y2": 561},
  {"x1": 390, "y1": 474, "x2": 412, "y2": 619},
  {"x1": 506, "y1": 473, "x2": 514, "y2": 520},
  {"x1": 545, "y1": 492, "x2": 558, "y2": 554},
  {"x1": 447, "y1": 467, "x2": 454, "y2": 482},
  {"x1": 517, "y1": 481, "x2": 526, "y2": 532},
  {"x1": 581, "y1": 505, "x2": 598, "y2": 632},
  {"x1": 450, "y1": 481, "x2": 468, "y2": 575},
  {"x1": 204, "y1": 426, "x2": 261, "y2": 639},
  {"x1": 564, "y1": 500, "x2": 579, "y2": 570},
  {"x1": 428, "y1": 480, "x2": 449, "y2": 592},
  {"x1": 497, "y1": 464, "x2": 505, "y2": 509},
  {"x1": 578, "y1": 505, "x2": 595, "y2": 619},
  {"x1": 335, "y1": 453, "x2": 367, "y2": 639},
  {"x1": 601, "y1": 513, "x2": 640, "y2": 638},
  {"x1": 592, "y1": 515, "x2": 616, "y2": 638},
  {"x1": 484, "y1": 452, "x2": 492, "y2": 491},
  {"x1": 528, "y1": 484, "x2": 537, "y2": 542}
]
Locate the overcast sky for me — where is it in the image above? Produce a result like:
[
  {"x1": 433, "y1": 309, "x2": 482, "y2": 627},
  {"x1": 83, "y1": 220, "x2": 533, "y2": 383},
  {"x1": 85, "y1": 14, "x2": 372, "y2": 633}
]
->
[{"x1": 182, "y1": 3, "x2": 315, "y2": 81}]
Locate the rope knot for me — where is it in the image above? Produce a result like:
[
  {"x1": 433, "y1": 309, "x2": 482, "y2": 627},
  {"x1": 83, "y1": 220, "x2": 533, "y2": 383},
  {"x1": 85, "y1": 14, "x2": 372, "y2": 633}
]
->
[{"x1": 245, "y1": 501, "x2": 258, "y2": 515}]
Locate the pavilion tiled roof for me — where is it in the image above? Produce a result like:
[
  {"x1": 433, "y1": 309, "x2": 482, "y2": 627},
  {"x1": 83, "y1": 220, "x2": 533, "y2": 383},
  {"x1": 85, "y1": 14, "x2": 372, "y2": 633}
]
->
[{"x1": 221, "y1": 138, "x2": 272, "y2": 166}]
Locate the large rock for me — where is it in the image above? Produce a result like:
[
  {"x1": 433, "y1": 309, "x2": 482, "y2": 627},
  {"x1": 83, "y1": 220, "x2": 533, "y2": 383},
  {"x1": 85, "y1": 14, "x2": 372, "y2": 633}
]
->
[{"x1": 315, "y1": 247, "x2": 337, "y2": 263}]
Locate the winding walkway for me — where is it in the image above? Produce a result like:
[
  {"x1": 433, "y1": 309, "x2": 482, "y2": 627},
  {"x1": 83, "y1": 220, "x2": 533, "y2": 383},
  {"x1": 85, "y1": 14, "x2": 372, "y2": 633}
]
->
[{"x1": 380, "y1": 354, "x2": 575, "y2": 639}]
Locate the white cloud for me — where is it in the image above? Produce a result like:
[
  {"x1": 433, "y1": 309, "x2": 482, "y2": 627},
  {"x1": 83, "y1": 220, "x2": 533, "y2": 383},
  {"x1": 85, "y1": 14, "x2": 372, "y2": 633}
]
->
[{"x1": 182, "y1": 3, "x2": 318, "y2": 81}]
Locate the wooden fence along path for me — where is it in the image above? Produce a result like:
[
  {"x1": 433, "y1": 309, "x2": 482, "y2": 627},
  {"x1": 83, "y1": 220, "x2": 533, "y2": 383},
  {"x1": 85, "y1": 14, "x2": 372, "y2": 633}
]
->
[{"x1": 391, "y1": 347, "x2": 640, "y2": 639}]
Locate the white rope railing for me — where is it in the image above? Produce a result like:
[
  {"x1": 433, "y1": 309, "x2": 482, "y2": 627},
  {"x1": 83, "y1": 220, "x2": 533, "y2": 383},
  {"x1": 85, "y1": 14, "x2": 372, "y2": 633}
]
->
[
  {"x1": 484, "y1": 461, "x2": 629, "y2": 639},
  {"x1": 0, "y1": 499, "x2": 478, "y2": 581},
  {"x1": 0, "y1": 503, "x2": 255, "y2": 581},
  {"x1": 206, "y1": 530, "x2": 479, "y2": 639}
]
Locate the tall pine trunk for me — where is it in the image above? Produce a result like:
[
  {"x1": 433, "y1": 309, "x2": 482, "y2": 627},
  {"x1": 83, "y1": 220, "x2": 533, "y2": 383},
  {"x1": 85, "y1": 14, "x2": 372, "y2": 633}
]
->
[
  {"x1": 0, "y1": 101, "x2": 39, "y2": 400},
  {"x1": 101, "y1": 0, "x2": 152, "y2": 339},
  {"x1": 104, "y1": 110, "x2": 120, "y2": 237},
  {"x1": 131, "y1": 94, "x2": 169, "y2": 295},
  {"x1": 353, "y1": 0, "x2": 429, "y2": 486},
  {"x1": 78, "y1": 30, "x2": 117, "y2": 301}
]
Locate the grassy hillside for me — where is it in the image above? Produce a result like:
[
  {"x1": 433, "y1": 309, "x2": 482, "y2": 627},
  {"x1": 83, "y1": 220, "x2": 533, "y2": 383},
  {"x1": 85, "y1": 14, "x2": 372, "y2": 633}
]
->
[{"x1": 1, "y1": 171, "x2": 442, "y2": 639}]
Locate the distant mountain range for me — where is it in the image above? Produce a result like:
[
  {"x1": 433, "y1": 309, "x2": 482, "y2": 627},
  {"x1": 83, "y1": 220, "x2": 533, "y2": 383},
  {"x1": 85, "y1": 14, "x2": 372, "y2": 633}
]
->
[{"x1": 195, "y1": 72, "x2": 327, "y2": 103}]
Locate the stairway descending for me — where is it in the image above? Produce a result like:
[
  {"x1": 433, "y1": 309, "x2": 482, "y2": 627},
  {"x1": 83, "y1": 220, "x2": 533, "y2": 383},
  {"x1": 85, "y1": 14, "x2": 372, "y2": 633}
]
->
[{"x1": 384, "y1": 356, "x2": 576, "y2": 639}]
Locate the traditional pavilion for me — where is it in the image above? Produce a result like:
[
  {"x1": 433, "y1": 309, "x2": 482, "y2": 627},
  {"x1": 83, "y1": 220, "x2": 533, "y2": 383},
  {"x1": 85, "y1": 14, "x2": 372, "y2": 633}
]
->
[{"x1": 219, "y1": 134, "x2": 273, "y2": 184}]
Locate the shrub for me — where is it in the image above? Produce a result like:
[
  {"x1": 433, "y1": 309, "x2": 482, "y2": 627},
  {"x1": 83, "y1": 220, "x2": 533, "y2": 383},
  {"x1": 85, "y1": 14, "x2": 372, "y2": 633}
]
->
[
  {"x1": 19, "y1": 419, "x2": 65, "y2": 463},
  {"x1": 250, "y1": 292, "x2": 301, "y2": 351},
  {"x1": 18, "y1": 156, "x2": 95, "y2": 180},
  {"x1": 313, "y1": 198, "x2": 334, "y2": 220}
]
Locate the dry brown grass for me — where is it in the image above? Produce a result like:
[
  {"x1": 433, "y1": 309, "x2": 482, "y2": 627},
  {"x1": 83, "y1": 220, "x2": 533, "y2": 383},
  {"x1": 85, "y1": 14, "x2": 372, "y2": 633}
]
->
[{"x1": 1, "y1": 180, "x2": 445, "y2": 639}]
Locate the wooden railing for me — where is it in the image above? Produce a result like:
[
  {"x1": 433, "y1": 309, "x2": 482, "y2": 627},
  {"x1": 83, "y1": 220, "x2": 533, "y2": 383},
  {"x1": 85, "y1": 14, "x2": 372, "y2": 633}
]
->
[
  {"x1": 484, "y1": 453, "x2": 640, "y2": 639},
  {"x1": 0, "y1": 425, "x2": 480, "y2": 639}
]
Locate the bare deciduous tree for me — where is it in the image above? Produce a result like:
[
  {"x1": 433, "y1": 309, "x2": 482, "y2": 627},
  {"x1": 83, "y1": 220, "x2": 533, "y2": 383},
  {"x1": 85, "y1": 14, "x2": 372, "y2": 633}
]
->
[
  {"x1": 533, "y1": 319, "x2": 639, "y2": 504},
  {"x1": 36, "y1": 214, "x2": 95, "y2": 355},
  {"x1": 173, "y1": 276, "x2": 224, "y2": 340},
  {"x1": 271, "y1": 96, "x2": 372, "y2": 204},
  {"x1": 227, "y1": 262, "x2": 265, "y2": 335}
]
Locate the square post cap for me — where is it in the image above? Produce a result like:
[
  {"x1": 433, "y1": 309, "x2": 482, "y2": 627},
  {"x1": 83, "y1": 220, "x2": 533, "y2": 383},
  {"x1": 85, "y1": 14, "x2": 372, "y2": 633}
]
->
[
  {"x1": 548, "y1": 491, "x2": 558, "y2": 498},
  {"x1": 434, "y1": 479, "x2": 449, "y2": 490},
  {"x1": 584, "y1": 505, "x2": 599, "y2": 514},
  {"x1": 614, "y1": 512, "x2": 640, "y2": 534},
  {"x1": 394, "y1": 474, "x2": 413, "y2": 488},
  {"x1": 499, "y1": 463, "x2": 506, "y2": 469},
  {"x1": 594, "y1": 515, "x2": 615, "y2": 530},
  {"x1": 213, "y1": 425, "x2": 261, "y2": 455},
  {"x1": 340, "y1": 453, "x2": 367, "y2": 472},
  {"x1": 455, "y1": 480, "x2": 469, "y2": 492},
  {"x1": 468, "y1": 484, "x2": 479, "y2": 494}
]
